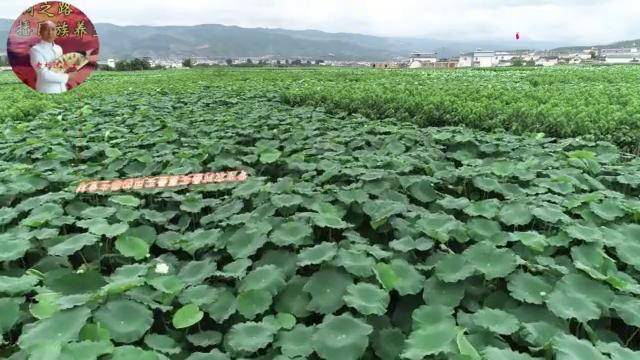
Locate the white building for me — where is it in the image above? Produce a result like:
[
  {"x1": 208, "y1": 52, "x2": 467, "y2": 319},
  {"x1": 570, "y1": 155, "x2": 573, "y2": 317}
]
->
[
  {"x1": 495, "y1": 51, "x2": 517, "y2": 61},
  {"x1": 562, "y1": 52, "x2": 592, "y2": 60},
  {"x1": 473, "y1": 50, "x2": 497, "y2": 67},
  {"x1": 606, "y1": 53, "x2": 640, "y2": 64},
  {"x1": 97, "y1": 58, "x2": 117, "y2": 69},
  {"x1": 536, "y1": 56, "x2": 560, "y2": 67},
  {"x1": 410, "y1": 52, "x2": 438, "y2": 62},
  {"x1": 578, "y1": 50, "x2": 595, "y2": 60},
  {"x1": 569, "y1": 57, "x2": 583, "y2": 65},
  {"x1": 455, "y1": 49, "x2": 544, "y2": 67},
  {"x1": 601, "y1": 48, "x2": 627, "y2": 56},
  {"x1": 193, "y1": 59, "x2": 221, "y2": 66},
  {"x1": 458, "y1": 50, "x2": 521, "y2": 67},
  {"x1": 601, "y1": 48, "x2": 638, "y2": 63},
  {"x1": 457, "y1": 53, "x2": 473, "y2": 67},
  {"x1": 525, "y1": 52, "x2": 539, "y2": 62},
  {"x1": 586, "y1": 48, "x2": 597, "y2": 55},
  {"x1": 409, "y1": 52, "x2": 438, "y2": 68},
  {"x1": 150, "y1": 59, "x2": 184, "y2": 68}
]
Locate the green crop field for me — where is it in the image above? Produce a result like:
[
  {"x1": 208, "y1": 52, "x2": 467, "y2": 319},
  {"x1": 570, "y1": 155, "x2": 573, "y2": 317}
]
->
[
  {"x1": 283, "y1": 66, "x2": 640, "y2": 152},
  {"x1": 1, "y1": 67, "x2": 640, "y2": 360}
]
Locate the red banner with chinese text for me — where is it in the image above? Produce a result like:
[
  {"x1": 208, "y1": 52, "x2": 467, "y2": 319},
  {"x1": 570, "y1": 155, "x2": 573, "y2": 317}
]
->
[{"x1": 75, "y1": 171, "x2": 249, "y2": 194}]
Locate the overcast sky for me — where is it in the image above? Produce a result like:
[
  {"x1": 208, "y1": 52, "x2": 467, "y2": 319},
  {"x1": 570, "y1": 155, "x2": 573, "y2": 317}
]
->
[{"x1": 2, "y1": 0, "x2": 639, "y2": 44}]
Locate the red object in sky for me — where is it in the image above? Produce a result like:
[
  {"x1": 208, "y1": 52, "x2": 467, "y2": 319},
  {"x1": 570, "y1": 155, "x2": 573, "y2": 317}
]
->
[{"x1": 516, "y1": 32, "x2": 520, "y2": 40}]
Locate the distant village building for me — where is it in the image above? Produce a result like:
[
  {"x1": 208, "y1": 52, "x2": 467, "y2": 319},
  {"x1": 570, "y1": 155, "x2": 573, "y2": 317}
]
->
[
  {"x1": 0, "y1": 54, "x2": 10, "y2": 71},
  {"x1": 193, "y1": 59, "x2": 222, "y2": 66},
  {"x1": 371, "y1": 62, "x2": 399, "y2": 69},
  {"x1": 473, "y1": 50, "x2": 497, "y2": 67},
  {"x1": 568, "y1": 56, "x2": 583, "y2": 65},
  {"x1": 97, "y1": 58, "x2": 117, "y2": 69},
  {"x1": 604, "y1": 48, "x2": 639, "y2": 64},
  {"x1": 571, "y1": 54, "x2": 586, "y2": 61},
  {"x1": 411, "y1": 61, "x2": 457, "y2": 69},
  {"x1": 601, "y1": 48, "x2": 627, "y2": 56},
  {"x1": 578, "y1": 49, "x2": 595, "y2": 60},
  {"x1": 409, "y1": 52, "x2": 438, "y2": 68},
  {"x1": 495, "y1": 51, "x2": 517, "y2": 62},
  {"x1": 536, "y1": 56, "x2": 560, "y2": 67},
  {"x1": 455, "y1": 49, "x2": 543, "y2": 68},
  {"x1": 433, "y1": 61, "x2": 458, "y2": 68},
  {"x1": 148, "y1": 58, "x2": 184, "y2": 68},
  {"x1": 457, "y1": 53, "x2": 473, "y2": 67},
  {"x1": 554, "y1": 49, "x2": 593, "y2": 64},
  {"x1": 606, "y1": 53, "x2": 640, "y2": 64}
]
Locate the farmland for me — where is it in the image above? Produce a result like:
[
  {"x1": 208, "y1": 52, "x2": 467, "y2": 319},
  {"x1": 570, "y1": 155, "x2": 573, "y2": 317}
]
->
[
  {"x1": 1, "y1": 67, "x2": 640, "y2": 360},
  {"x1": 283, "y1": 66, "x2": 640, "y2": 151}
]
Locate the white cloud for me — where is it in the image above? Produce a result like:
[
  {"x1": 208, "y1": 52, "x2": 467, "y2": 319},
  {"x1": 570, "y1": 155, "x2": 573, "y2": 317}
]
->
[{"x1": 1, "y1": 0, "x2": 638, "y2": 43}]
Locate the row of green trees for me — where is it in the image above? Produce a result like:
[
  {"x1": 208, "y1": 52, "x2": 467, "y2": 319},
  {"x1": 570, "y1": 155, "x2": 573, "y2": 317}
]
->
[
  {"x1": 511, "y1": 57, "x2": 536, "y2": 67},
  {"x1": 181, "y1": 58, "x2": 325, "y2": 68},
  {"x1": 97, "y1": 57, "x2": 326, "y2": 71},
  {"x1": 98, "y1": 58, "x2": 164, "y2": 71}
]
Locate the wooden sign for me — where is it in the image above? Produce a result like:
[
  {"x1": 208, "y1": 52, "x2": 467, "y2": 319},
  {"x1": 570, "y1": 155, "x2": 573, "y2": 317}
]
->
[{"x1": 76, "y1": 170, "x2": 248, "y2": 193}]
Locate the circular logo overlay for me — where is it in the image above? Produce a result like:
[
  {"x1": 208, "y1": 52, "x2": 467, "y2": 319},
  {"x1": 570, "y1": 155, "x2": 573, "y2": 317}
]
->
[{"x1": 6, "y1": 2, "x2": 99, "y2": 94}]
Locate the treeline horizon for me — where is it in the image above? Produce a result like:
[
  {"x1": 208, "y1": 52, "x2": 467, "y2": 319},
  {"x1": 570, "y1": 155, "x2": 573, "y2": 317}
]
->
[{"x1": 98, "y1": 58, "x2": 327, "y2": 71}]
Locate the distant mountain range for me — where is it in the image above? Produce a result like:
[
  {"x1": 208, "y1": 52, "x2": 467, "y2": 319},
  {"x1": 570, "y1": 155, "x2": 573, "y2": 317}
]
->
[{"x1": 1, "y1": 18, "x2": 637, "y2": 60}]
